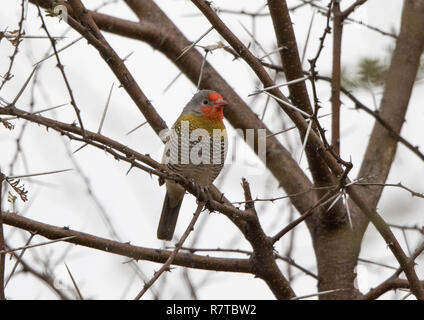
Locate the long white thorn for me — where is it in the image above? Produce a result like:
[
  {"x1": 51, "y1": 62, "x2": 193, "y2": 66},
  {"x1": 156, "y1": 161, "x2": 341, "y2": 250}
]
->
[
  {"x1": 343, "y1": 191, "x2": 353, "y2": 229},
  {"x1": 11, "y1": 65, "x2": 38, "y2": 106},
  {"x1": 299, "y1": 119, "x2": 313, "y2": 163},
  {"x1": 98, "y1": 82, "x2": 114, "y2": 134},
  {"x1": 197, "y1": 50, "x2": 209, "y2": 90},
  {"x1": 7, "y1": 168, "x2": 73, "y2": 180},
  {"x1": 176, "y1": 26, "x2": 214, "y2": 61},
  {"x1": 263, "y1": 91, "x2": 312, "y2": 118},
  {"x1": 250, "y1": 76, "x2": 310, "y2": 96},
  {"x1": 2, "y1": 103, "x2": 68, "y2": 120},
  {"x1": 33, "y1": 36, "x2": 83, "y2": 66},
  {"x1": 258, "y1": 45, "x2": 287, "y2": 60},
  {"x1": 290, "y1": 288, "x2": 347, "y2": 300},
  {"x1": 326, "y1": 193, "x2": 342, "y2": 212},
  {"x1": 126, "y1": 121, "x2": 148, "y2": 136}
]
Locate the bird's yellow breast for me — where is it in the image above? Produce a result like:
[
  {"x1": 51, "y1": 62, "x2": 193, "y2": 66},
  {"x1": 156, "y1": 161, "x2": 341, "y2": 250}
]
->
[{"x1": 174, "y1": 114, "x2": 226, "y2": 136}]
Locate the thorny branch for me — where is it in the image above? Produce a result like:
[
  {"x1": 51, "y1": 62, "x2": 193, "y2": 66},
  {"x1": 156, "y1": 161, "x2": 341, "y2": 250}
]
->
[{"x1": 35, "y1": 2, "x2": 86, "y2": 136}]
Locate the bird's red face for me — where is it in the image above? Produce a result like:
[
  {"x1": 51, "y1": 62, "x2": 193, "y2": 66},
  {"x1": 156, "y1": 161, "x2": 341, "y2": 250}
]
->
[{"x1": 201, "y1": 92, "x2": 227, "y2": 121}]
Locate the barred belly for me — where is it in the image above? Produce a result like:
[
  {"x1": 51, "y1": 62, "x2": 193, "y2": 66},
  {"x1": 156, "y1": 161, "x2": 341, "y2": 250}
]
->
[{"x1": 163, "y1": 116, "x2": 227, "y2": 186}]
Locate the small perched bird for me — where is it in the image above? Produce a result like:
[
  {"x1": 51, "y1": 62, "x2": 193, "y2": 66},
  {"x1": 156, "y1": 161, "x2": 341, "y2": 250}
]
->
[{"x1": 157, "y1": 90, "x2": 228, "y2": 240}]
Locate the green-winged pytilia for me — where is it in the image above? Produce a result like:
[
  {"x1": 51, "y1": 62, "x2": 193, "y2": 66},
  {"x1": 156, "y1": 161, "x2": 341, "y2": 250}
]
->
[{"x1": 157, "y1": 90, "x2": 228, "y2": 240}]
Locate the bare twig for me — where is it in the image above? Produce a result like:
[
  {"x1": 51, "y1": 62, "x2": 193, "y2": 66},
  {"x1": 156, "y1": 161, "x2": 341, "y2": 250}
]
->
[
  {"x1": 271, "y1": 190, "x2": 339, "y2": 243},
  {"x1": 8, "y1": 247, "x2": 71, "y2": 299},
  {"x1": 331, "y1": 1, "x2": 342, "y2": 155},
  {"x1": 134, "y1": 202, "x2": 205, "y2": 299},
  {"x1": 1, "y1": 210, "x2": 252, "y2": 274},
  {"x1": 355, "y1": 182, "x2": 424, "y2": 199},
  {"x1": 5, "y1": 232, "x2": 36, "y2": 287},
  {"x1": 340, "y1": 0, "x2": 368, "y2": 18},
  {"x1": 178, "y1": 246, "x2": 318, "y2": 279},
  {"x1": 0, "y1": 0, "x2": 26, "y2": 91},
  {"x1": 1, "y1": 103, "x2": 68, "y2": 121},
  {"x1": 35, "y1": 3, "x2": 86, "y2": 136}
]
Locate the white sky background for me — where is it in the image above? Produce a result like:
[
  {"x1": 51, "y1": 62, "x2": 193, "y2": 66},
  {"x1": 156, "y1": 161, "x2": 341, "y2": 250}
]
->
[{"x1": 0, "y1": 0, "x2": 423, "y2": 299}]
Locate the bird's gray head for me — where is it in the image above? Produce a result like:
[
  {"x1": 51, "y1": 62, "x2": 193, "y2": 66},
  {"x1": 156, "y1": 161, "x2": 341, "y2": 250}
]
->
[{"x1": 182, "y1": 90, "x2": 227, "y2": 117}]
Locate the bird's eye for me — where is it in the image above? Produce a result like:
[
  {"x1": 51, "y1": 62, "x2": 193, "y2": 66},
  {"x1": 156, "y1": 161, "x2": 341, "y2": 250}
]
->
[{"x1": 203, "y1": 100, "x2": 209, "y2": 105}]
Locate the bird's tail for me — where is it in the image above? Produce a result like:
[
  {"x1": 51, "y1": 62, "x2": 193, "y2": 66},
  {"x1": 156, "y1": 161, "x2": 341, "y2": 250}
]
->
[{"x1": 157, "y1": 192, "x2": 183, "y2": 241}]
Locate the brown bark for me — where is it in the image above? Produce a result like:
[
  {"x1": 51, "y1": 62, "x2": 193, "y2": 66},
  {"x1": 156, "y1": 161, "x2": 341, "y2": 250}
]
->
[
  {"x1": 358, "y1": 0, "x2": 424, "y2": 212},
  {"x1": 1, "y1": 211, "x2": 253, "y2": 273},
  {"x1": 267, "y1": 0, "x2": 336, "y2": 189}
]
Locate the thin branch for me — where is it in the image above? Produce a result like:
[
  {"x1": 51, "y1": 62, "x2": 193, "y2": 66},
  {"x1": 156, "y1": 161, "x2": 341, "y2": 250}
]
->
[
  {"x1": 363, "y1": 278, "x2": 424, "y2": 300},
  {"x1": 35, "y1": 3, "x2": 86, "y2": 136},
  {"x1": 355, "y1": 182, "x2": 424, "y2": 199},
  {"x1": 5, "y1": 232, "x2": 36, "y2": 287},
  {"x1": 271, "y1": 190, "x2": 339, "y2": 243},
  {"x1": 1, "y1": 211, "x2": 253, "y2": 274},
  {"x1": 1, "y1": 103, "x2": 68, "y2": 121},
  {"x1": 331, "y1": 1, "x2": 342, "y2": 155},
  {"x1": 340, "y1": 0, "x2": 368, "y2": 19},
  {"x1": 0, "y1": 0, "x2": 26, "y2": 91},
  {"x1": 8, "y1": 247, "x2": 71, "y2": 299},
  {"x1": 63, "y1": 3, "x2": 168, "y2": 136},
  {"x1": 178, "y1": 246, "x2": 318, "y2": 279},
  {"x1": 231, "y1": 185, "x2": 337, "y2": 205},
  {"x1": 298, "y1": 0, "x2": 396, "y2": 38},
  {"x1": 313, "y1": 74, "x2": 424, "y2": 162},
  {"x1": 134, "y1": 202, "x2": 205, "y2": 299}
]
